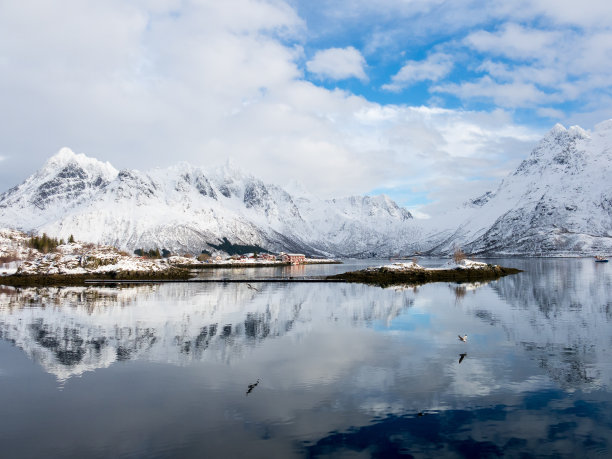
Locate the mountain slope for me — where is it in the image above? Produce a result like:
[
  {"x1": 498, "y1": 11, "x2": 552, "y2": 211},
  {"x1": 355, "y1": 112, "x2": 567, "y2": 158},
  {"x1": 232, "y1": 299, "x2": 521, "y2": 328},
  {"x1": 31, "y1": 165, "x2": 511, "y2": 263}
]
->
[
  {"x1": 0, "y1": 149, "x2": 416, "y2": 256},
  {"x1": 1, "y1": 119, "x2": 611, "y2": 257},
  {"x1": 424, "y1": 121, "x2": 612, "y2": 255}
]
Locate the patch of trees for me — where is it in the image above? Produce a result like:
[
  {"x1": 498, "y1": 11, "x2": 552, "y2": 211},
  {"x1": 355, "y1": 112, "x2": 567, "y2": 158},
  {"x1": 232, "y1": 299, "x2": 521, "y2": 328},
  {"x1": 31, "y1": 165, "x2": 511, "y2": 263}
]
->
[
  {"x1": 134, "y1": 248, "x2": 161, "y2": 258},
  {"x1": 208, "y1": 237, "x2": 269, "y2": 256},
  {"x1": 133, "y1": 248, "x2": 174, "y2": 258},
  {"x1": 28, "y1": 233, "x2": 63, "y2": 253}
]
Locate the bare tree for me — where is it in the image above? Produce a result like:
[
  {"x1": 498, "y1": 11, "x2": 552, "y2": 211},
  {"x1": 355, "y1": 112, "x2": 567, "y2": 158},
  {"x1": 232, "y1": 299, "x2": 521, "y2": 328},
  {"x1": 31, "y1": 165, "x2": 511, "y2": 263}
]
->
[{"x1": 453, "y1": 247, "x2": 466, "y2": 264}]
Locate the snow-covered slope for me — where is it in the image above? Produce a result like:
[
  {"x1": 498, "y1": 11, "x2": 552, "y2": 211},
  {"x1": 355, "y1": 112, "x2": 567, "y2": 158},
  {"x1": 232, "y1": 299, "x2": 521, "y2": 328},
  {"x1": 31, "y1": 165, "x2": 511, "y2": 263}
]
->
[
  {"x1": 0, "y1": 149, "x2": 416, "y2": 256},
  {"x1": 421, "y1": 121, "x2": 612, "y2": 255},
  {"x1": 1, "y1": 119, "x2": 611, "y2": 257}
]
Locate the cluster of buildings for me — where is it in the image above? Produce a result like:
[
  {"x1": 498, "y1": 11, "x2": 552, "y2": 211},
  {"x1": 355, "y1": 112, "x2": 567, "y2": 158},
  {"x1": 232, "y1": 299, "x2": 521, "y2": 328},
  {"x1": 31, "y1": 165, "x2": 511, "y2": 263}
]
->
[{"x1": 218, "y1": 252, "x2": 306, "y2": 265}]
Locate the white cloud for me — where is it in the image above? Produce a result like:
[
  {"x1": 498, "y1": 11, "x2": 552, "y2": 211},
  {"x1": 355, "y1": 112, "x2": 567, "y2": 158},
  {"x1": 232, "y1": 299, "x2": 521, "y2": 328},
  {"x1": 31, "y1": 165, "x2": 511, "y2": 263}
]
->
[
  {"x1": 464, "y1": 24, "x2": 562, "y2": 61},
  {"x1": 433, "y1": 76, "x2": 549, "y2": 107},
  {"x1": 383, "y1": 53, "x2": 453, "y2": 92},
  {"x1": 458, "y1": 22, "x2": 612, "y2": 109},
  {"x1": 507, "y1": 0, "x2": 612, "y2": 28},
  {"x1": 306, "y1": 46, "x2": 368, "y2": 81},
  {"x1": 0, "y1": 0, "x2": 547, "y2": 205},
  {"x1": 477, "y1": 61, "x2": 561, "y2": 87},
  {"x1": 537, "y1": 107, "x2": 565, "y2": 120},
  {"x1": 298, "y1": 1, "x2": 612, "y2": 115}
]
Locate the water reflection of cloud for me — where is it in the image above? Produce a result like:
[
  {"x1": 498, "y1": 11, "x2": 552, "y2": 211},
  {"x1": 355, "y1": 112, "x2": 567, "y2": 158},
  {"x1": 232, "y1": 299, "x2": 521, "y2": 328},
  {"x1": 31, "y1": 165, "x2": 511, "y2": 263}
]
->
[
  {"x1": 1, "y1": 260, "x2": 611, "y2": 457},
  {"x1": 0, "y1": 261, "x2": 611, "y2": 395}
]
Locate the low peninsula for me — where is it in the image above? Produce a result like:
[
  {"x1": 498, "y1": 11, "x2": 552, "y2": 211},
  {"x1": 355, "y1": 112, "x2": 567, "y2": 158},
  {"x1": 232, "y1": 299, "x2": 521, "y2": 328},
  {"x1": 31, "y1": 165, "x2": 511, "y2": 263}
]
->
[
  {"x1": 0, "y1": 228, "x2": 340, "y2": 287},
  {"x1": 326, "y1": 259, "x2": 522, "y2": 286}
]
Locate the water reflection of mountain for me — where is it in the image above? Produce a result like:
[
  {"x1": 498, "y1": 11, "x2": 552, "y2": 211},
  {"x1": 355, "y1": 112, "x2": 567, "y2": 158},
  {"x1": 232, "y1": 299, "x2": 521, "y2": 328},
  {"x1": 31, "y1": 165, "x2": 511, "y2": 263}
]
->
[
  {"x1": 482, "y1": 259, "x2": 612, "y2": 390},
  {"x1": 0, "y1": 283, "x2": 414, "y2": 381}
]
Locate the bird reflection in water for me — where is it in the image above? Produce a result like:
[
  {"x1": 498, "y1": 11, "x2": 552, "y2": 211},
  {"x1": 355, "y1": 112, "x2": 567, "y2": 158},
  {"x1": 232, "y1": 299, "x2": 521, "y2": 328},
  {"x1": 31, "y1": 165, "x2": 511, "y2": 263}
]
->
[{"x1": 459, "y1": 353, "x2": 467, "y2": 364}]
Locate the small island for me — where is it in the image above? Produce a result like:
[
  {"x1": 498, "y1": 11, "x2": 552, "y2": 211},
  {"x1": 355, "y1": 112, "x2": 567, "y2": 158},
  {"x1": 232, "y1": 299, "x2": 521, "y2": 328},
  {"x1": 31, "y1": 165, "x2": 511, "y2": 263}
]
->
[{"x1": 326, "y1": 258, "x2": 522, "y2": 287}]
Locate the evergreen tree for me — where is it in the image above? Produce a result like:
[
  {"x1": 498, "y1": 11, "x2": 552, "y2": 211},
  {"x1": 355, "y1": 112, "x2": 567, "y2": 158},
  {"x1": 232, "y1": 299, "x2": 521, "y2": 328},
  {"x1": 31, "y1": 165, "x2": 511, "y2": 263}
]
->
[{"x1": 28, "y1": 233, "x2": 61, "y2": 253}]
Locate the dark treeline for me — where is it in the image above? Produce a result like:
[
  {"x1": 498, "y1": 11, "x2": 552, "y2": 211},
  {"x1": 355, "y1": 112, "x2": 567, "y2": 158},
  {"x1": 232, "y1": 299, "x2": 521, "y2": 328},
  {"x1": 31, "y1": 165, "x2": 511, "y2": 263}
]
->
[{"x1": 28, "y1": 233, "x2": 63, "y2": 253}]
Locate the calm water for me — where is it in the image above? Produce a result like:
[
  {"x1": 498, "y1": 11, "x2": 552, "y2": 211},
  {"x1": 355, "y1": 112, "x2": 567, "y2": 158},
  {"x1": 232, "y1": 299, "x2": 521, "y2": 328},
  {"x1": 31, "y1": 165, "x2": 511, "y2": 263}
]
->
[{"x1": 1, "y1": 259, "x2": 611, "y2": 458}]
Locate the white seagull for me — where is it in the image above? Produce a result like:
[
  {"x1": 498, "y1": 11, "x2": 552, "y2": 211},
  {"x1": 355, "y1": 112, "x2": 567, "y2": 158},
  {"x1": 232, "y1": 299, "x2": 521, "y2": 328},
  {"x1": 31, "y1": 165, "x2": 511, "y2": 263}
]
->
[{"x1": 458, "y1": 334, "x2": 467, "y2": 342}]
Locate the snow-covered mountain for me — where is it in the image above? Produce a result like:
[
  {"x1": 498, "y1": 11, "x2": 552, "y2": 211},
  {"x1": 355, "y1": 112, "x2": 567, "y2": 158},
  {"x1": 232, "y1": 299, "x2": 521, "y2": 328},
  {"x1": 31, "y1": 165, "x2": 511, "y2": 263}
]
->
[
  {"x1": 1, "y1": 119, "x2": 611, "y2": 257},
  {"x1": 422, "y1": 121, "x2": 612, "y2": 255},
  {"x1": 0, "y1": 148, "x2": 418, "y2": 257}
]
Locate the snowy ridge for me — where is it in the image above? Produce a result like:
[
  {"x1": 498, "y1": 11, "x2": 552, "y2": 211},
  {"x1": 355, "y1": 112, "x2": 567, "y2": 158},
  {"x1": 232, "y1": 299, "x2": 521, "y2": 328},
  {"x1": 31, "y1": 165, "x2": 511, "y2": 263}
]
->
[
  {"x1": 1, "y1": 118, "x2": 612, "y2": 256},
  {"x1": 0, "y1": 149, "x2": 416, "y2": 257},
  {"x1": 420, "y1": 121, "x2": 612, "y2": 255}
]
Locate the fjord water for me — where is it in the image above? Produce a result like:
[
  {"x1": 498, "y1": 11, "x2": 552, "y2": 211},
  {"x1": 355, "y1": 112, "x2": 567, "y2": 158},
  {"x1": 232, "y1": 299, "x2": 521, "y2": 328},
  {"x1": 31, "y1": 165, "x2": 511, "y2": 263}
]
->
[{"x1": 1, "y1": 259, "x2": 611, "y2": 458}]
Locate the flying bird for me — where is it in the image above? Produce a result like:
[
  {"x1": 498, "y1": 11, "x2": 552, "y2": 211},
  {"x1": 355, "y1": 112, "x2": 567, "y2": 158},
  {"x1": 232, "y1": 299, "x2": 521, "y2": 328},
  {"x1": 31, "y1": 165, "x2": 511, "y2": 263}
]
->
[
  {"x1": 247, "y1": 283, "x2": 260, "y2": 292},
  {"x1": 459, "y1": 353, "x2": 467, "y2": 364},
  {"x1": 246, "y1": 379, "x2": 260, "y2": 395},
  {"x1": 458, "y1": 334, "x2": 467, "y2": 342}
]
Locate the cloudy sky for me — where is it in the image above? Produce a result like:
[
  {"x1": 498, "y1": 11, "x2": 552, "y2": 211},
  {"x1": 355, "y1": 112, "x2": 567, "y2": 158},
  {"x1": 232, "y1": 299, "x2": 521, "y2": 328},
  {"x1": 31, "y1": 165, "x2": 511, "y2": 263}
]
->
[{"x1": 1, "y1": 0, "x2": 611, "y2": 214}]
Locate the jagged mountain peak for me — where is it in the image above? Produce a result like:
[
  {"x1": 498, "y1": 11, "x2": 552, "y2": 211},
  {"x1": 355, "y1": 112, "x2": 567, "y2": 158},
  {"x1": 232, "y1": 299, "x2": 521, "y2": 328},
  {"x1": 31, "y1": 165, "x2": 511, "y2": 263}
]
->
[
  {"x1": 512, "y1": 122, "x2": 592, "y2": 178},
  {"x1": 540, "y1": 122, "x2": 589, "y2": 146},
  {"x1": 444, "y1": 120, "x2": 612, "y2": 256},
  {"x1": 544, "y1": 122, "x2": 588, "y2": 139},
  {"x1": 0, "y1": 148, "x2": 119, "y2": 218},
  {"x1": 42, "y1": 147, "x2": 118, "y2": 180},
  {"x1": 548, "y1": 123, "x2": 567, "y2": 136},
  {"x1": 0, "y1": 149, "x2": 417, "y2": 256}
]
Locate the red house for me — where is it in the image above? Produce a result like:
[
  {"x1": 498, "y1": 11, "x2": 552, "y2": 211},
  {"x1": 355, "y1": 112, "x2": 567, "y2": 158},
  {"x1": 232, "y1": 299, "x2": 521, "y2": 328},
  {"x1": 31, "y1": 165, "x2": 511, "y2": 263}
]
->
[{"x1": 282, "y1": 253, "x2": 305, "y2": 265}]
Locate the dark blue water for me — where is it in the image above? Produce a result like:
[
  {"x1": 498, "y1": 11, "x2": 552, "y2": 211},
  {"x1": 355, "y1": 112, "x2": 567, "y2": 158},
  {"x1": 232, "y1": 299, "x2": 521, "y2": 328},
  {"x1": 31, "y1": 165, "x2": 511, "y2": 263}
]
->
[{"x1": 1, "y1": 258, "x2": 611, "y2": 458}]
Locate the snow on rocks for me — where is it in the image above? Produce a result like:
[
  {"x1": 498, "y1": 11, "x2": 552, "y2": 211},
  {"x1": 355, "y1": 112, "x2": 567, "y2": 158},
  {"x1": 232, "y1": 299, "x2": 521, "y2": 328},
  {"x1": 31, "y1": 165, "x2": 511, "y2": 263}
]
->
[
  {"x1": 166, "y1": 255, "x2": 200, "y2": 265},
  {"x1": 440, "y1": 258, "x2": 489, "y2": 270},
  {"x1": 0, "y1": 228, "x2": 32, "y2": 275},
  {"x1": 17, "y1": 246, "x2": 172, "y2": 275},
  {"x1": 368, "y1": 261, "x2": 424, "y2": 271},
  {"x1": 1, "y1": 229, "x2": 176, "y2": 276},
  {"x1": 370, "y1": 258, "x2": 489, "y2": 272}
]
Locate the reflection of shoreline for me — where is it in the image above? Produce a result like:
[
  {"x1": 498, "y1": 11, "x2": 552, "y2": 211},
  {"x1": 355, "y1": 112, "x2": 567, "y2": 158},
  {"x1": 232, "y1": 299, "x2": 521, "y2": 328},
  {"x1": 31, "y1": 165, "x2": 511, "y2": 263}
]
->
[{"x1": 0, "y1": 284, "x2": 413, "y2": 381}]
